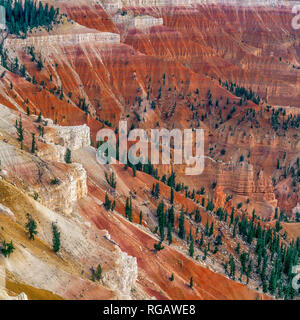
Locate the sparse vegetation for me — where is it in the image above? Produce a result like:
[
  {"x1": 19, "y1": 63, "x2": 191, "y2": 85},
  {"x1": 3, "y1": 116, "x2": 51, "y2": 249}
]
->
[
  {"x1": 25, "y1": 213, "x2": 37, "y2": 240},
  {"x1": 52, "y1": 223, "x2": 60, "y2": 253}
]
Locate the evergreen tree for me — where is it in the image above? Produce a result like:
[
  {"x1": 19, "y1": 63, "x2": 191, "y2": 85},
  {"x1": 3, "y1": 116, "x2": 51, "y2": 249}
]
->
[
  {"x1": 37, "y1": 56, "x2": 43, "y2": 71},
  {"x1": 246, "y1": 260, "x2": 252, "y2": 285},
  {"x1": 128, "y1": 197, "x2": 132, "y2": 222},
  {"x1": 1, "y1": 240, "x2": 15, "y2": 257},
  {"x1": 158, "y1": 204, "x2": 165, "y2": 242},
  {"x1": 195, "y1": 208, "x2": 201, "y2": 223},
  {"x1": 25, "y1": 213, "x2": 37, "y2": 240},
  {"x1": 111, "y1": 200, "x2": 115, "y2": 211},
  {"x1": 240, "y1": 252, "x2": 248, "y2": 278},
  {"x1": 199, "y1": 232, "x2": 204, "y2": 248},
  {"x1": 125, "y1": 197, "x2": 130, "y2": 218},
  {"x1": 139, "y1": 211, "x2": 143, "y2": 225},
  {"x1": 104, "y1": 193, "x2": 111, "y2": 211},
  {"x1": 17, "y1": 115, "x2": 24, "y2": 149},
  {"x1": 209, "y1": 221, "x2": 214, "y2": 237},
  {"x1": 167, "y1": 223, "x2": 172, "y2": 245},
  {"x1": 64, "y1": 148, "x2": 72, "y2": 164},
  {"x1": 263, "y1": 280, "x2": 268, "y2": 293},
  {"x1": 178, "y1": 207, "x2": 185, "y2": 239},
  {"x1": 268, "y1": 268, "x2": 277, "y2": 295},
  {"x1": 36, "y1": 112, "x2": 42, "y2": 122},
  {"x1": 132, "y1": 165, "x2": 136, "y2": 177},
  {"x1": 95, "y1": 264, "x2": 102, "y2": 281},
  {"x1": 229, "y1": 208, "x2": 234, "y2": 227},
  {"x1": 170, "y1": 187, "x2": 174, "y2": 204},
  {"x1": 0, "y1": 0, "x2": 59, "y2": 36},
  {"x1": 31, "y1": 132, "x2": 36, "y2": 153},
  {"x1": 105, "y1": 171, "x2": 116, "y2": 189},
  {"x1": 168, "y1": 206, "x2": 175, "y2": 228},
  {"x1": 154, "y1": 241, "x2": 164, "y2": 251},
  {"x1": 189, "y1": 236, "x2": 194, "y2": 258},
  {"x1": 52, "y1": 223, "x2": 60, "y2": 253},
  {"x1": 203, "y1": 247, "x2": 207, "y2": 260},
  {"x1": 205, "y1": 219, "x2": 209, "y2": 236},
  {"x1": 189, "y1": 276, "x2": 193, "y2": 288}
]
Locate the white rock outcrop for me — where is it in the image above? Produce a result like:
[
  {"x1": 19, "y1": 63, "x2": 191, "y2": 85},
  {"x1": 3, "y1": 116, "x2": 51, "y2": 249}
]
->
[
  {"x1": 0, "y1": 289, "x2": 28, "y2": 300},
  {"x1": 43, "y1": 163, "x2": 88, "y2": 214},
  {"x1": 45, "y1": 124, "x2": 91, "y2": 152},
  {"x1": 0, "y1": 203, "x2": 16, "y2": 221},
  {"x1": 134, "y1": 15, "x2": 163, "y2": 29},
  {"x1": 106, "y1": 0, "x2": 284, "y2": 8},
  {"x1": 56, "y1": 124, "x2": 91, "y2": 151},
  {"x1": 5, "y1": 32, "x2": 120, "y2": 49},
  {"x1": 102, "y1": 248, "x2": 138, "y2": 299},
  {"x1": 113, "y1": 13, "x2": 163, "y2": 30}
]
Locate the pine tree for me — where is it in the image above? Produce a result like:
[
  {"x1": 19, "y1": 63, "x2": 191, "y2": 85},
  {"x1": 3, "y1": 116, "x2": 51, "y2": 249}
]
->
[
  {"x1": 1, "y1": 240, "x2": 15, "y2": 257},
  {"x1": 17, "y1": 115, "x2": 24, "y2": 149},
  {"x1": 104, "y1": 193, "x2": 111, "y2": 211},
  {"x1": 31, "y1": 133, "x2": 36, "y2": 153},
  {"x1": 189, "y1": 236, "x2": 194, "y2": 258},
  {"x1": 168, "y1": 206, "x2": 174, "y2": 228},
  {"x1": 169, "y1": 273, "x2": 174, "y2": 281},
  {"x1": 178, "y1": 207, "x2": 185, "y2": 239},
  {"x1": 263, "y1": 280, "x2": 268, "y2": 293},
  {"x1": 205, "y1": 219, "x2": 209, "y2": 236},
  {"x1": 261, "y1": 255, "x2": 268, "y2": 282},
  {"x1": 203, "y1": 247, "x2": 207, "y2": 260},
  {"x1": 195, "y1": 208, "x2": 201, "y2": 223},
  {"x1": 52, "y1": 223, "x2": 61, "y2": 253},
  {"x1": 132, "y1": 165, "x2": 136, "y2": 177},
  {"x1": 125, "y1": 197, "x2": 130, "y2": 218},
  {"x1": 170, "y1": 187, "x2": 174, "y2": 204},
  {"x1": 233, "y1": 222, "x2": 237, "y2": 238},
  {"x1": 240, "y1": 252, "x2": 248, "y2": 278},
  {"x1": 95, "y1": 264, "x2": 102, "y2": 281},
  {"x1": 139, "y1": 211, "x2": 143, "y2": 225},
  {"x1": 1, "y1": 0, "x2": 59, "y2": 36},
  {"x1": 105, "y1": 171, "x2": 117, "y2": 189},
  {"x1": 246, "y1": 260, "x2": 252, "y2": 285},
  {"x1": 167, "y1": 223, "x2": 172, "y2": 245},
  {"x1": 154, "y1": 241, "x2": 164, "y2": 251},
  {"x1": 128, "y1": 197, "x2": 132, "y2": 222},
  {"x1": 209, "y1": 221, "x2": 214, "y2": 237},
  {"x1": 37, "y1": 56, "x2": 43, "y2": 71},
  {"x1": 199, "y1": 232, "x2": 204, "y2": 248},
  {"x1": 268, "y1": 268, "x2": 277, "y2": 295},
  {"x1": 111, "y1": 200, "x2": 116, "y2": 211},
  {"x1": 274, "y1": 207, "x2": 279, "y2": 219},
  {"x1": 157, "y1": 201, "x2": 165, "y2": 241},
  {"x1": 189, "y1": 276, "x2": 193, "y2": 288},
  {"x1": 64, "y1": 148, "x2": 72, "y2": 164},
  {"x1": 25, "y1": 213, "x2": 37, "y2": 240},
  {"x1": 229, "y1": 208, "x2": 234, "y2": 227},
  {"x1": 36, "y1": 112, "x2": 42, "y2": 123},
  {"x1": 229, "y1": 254, "x2": 236, "y2": 280}
]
